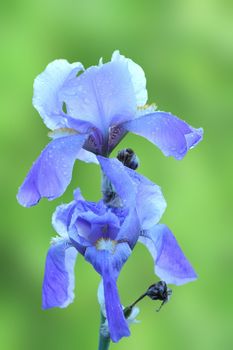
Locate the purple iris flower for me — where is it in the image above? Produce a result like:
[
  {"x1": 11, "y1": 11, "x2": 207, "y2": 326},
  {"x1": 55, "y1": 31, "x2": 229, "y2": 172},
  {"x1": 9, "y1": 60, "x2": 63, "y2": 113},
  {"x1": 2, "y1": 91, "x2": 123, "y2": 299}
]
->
[
  {"x1": 17, "y1": 51, "x2": 203, "y2": 207},
  {"x1": 42, "y1": 158, "x2": 196, "y2": 342}
]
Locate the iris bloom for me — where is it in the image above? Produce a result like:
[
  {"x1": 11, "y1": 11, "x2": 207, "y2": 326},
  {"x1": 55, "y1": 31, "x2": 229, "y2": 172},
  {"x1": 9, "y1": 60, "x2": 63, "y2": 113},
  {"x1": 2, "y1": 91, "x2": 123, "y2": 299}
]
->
[
  {"x1": 42, "y1": 158, "x2": 197, "y2": 342},
  {"x1": 17, "y1": 51, "x2": 203, "y2": 207}
]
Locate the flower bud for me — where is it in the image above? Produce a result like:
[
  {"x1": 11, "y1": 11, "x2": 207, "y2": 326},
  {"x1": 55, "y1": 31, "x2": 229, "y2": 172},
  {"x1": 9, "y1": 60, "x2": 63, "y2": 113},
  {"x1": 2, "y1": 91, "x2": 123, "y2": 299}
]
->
[
  {"x1": 146, "y1": 281, "x2": 172, "y2": 312},
  {"x1": 146, "y1": 281, "x2": 172, "y2": 301},
  {"x1": 117, "y1": 148, "x2": 139, "y2": 170}
]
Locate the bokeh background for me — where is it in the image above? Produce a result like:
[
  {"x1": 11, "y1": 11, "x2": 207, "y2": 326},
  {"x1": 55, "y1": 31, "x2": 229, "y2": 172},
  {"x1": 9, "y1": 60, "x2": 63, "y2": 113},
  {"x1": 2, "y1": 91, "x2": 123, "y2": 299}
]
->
[{"x1": 1, "y1": 0, "x2": 233, "y2": 349}]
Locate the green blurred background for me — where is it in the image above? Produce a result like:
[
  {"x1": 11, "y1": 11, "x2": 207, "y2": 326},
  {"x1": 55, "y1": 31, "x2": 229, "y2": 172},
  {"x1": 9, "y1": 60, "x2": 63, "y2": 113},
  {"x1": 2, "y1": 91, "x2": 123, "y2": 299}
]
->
[{"x1": 1, "y1": 0, "x2": 233, "y2": 349}]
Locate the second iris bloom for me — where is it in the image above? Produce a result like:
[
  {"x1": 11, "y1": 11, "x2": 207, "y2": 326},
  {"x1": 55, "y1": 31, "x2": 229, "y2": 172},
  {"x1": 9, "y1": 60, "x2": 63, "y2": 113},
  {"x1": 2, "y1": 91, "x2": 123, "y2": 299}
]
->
[{"x1": 42, "y1": 157, "x2": 197, "y2": 342}]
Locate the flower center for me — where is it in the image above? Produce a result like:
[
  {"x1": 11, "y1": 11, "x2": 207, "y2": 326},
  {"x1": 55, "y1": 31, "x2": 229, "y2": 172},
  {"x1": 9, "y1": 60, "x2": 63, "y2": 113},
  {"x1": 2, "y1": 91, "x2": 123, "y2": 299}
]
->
[{"x1": 96, "y1": 238, "x2": 117, "y2": 254}]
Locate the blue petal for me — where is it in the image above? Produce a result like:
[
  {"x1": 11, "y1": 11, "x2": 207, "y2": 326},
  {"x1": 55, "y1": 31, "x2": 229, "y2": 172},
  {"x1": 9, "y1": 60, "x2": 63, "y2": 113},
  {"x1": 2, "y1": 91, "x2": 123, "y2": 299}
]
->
[
  {"x1": 85, "y1": 243, "x2": 131, "y2": 342},
  {"x1": 49, "y1": 126, "x2": 99, "y2": 155},
  {"x1": 102, "y1": 264, "x2": 130, "y2": 342},
  {"x1": 73, "y1": 188, "x2": 85, "y2": 201},
  {"x1": 67, "y1": 198, "x2": 107, "y2": 254},
  {"x1": 123, "y1": 112, "x2": 203, "y2": 159},
  {"x1": 139, "y1": 224, "x2": 197, "y2": 285},
  {"x1": 84, "y1": 242, "x2": 131, "y2": 285},
  {"x1": 108, "y1": 124, "x2": 127, "y2": 154},
  {"x1": 52, "y1": 202, "x2": 76, "y2": 237},
  {"x1": 33, "y1": 59, "x2": 84, "y2": 130},
  {"x1": 17, "y1": 134, "x2": 86, "y2": 207},
  {"x1": 116, "y1": 208, "x2": 141, "y2": 249},
  {"x1": 125, "y1": 167, "x2": 167, "y2": 230},
  {"x1": 76, "y1": 148, "x2": 98, "y2": 164},
  {"x1": 111, "y1": 50, "x2": 148, "y2": 106},
  {"x1": 98, "y1": 157, "x2": 166, "y2": 230},
  {"x1": 60, "y1": 60, "x2": 137, "y2": 134},
  {"x1": 75, "y1": 210, "x2": 120, "y2": 244},
  {"x1": 42, "y1": 240, "x2": 77, "y2": 309},
  {"x1": 98, "y1": 156, "x2": 136, "y2": 207},
  {"x1": 52, "y1": 188, "x2": 86, "y2": 237}
]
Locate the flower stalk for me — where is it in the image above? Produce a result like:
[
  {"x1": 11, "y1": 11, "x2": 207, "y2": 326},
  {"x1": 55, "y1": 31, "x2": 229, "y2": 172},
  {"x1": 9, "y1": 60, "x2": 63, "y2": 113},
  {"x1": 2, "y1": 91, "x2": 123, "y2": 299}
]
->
[{"x1": 98, "y1": 313, "x2": 111, "y2": 350}]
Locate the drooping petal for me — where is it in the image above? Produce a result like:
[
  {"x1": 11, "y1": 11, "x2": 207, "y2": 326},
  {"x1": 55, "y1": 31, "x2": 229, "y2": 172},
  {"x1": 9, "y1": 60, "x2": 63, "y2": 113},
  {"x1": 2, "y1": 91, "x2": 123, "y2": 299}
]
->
[
  {"x1": 48, "y1": 127, "x2": 79, "y2": 139},
  {"x1": 97, "y1": 280, "x2": 140, "y2": 338},
  {"x1": 97, "y1": 279, "x2": 106, "y2": 317},
  {"x1": 60, "y1": 60, "x2": 137, "y2": 133},
  {"x1": 97, "y1": 156, "x2": 136, "y2": 207},
  {"x1": 123, "y1": 112, "x2": 203, "y2": 160},
  {"x1": 136, "y1": 103, "x2": 157, "y2": 117},
  {"x1": 102, "y1": 265, "x2": 130, "y2": 342},
  {"x1": 111, "y1": 50, "x2": 148, "y2": 106},
  {"x1": 127, "y1": 306, "x2": 140, "y2": 325},
  {"x1": 33, "y1": 59, "x2": 84, "y2": 130},
  {"x1": 85, "y1": 243, "x2": 131, "y2": 342},
  {"x1": 125, "y1": 167, "x2": 167, "y2": 230},
  {"x1": 76, "y1": 148, "x2": 98, "y2": 164},
  {"x1": 17, "y1": 134, "x2": 86, "y2": 207},
  {"x1": 98, "y1": 157, "x2": 166, "y2": 229},
  {"x1": 42, "y1": 240, "x2": 77, "y2": 309},
  {"x1": 48, "y1": 126, "x2": 99, "y2": 154},
  {"x1": 116, "y1": 208, "x2": 141, "y2": 249},
  {"x1": 139, "y1": 224, "x2": 197, "y2": 285},
  {"x1": 48, "y1": 126, "x2": 99, "y2": 160}
]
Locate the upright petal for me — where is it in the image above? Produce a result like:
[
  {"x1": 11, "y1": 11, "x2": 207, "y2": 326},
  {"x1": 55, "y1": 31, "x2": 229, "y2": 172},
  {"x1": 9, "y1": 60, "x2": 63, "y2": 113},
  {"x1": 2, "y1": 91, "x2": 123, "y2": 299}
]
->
[
  {"x1": 67, "y1": 198, "x2": 108, "y2": 254},
  {"x1": 17, "y1": 134, "x2": 86, "y2": 207},
  {"x1": 85, "y1": 243, "x2": 131, "y2": 342},
  {"x1": 75, "y1": 210, "x2": 120, "y2": 243},
  {"x1": 139, "y1": 224, "x2": 197, "y2": 285},
  {"x1": 123, "y1": 112, "x2": 203, "y2": 160},
  {"x1": 111, "y1": 50, "x2": 148, "y2": 106},
  {"x1": 52, "y1": 201, "x2": 76, "y2": 237},
  {"x1": 42, "y1": 240, "x2": 77, "y2": 309},
  {"x1": 60, "y1": 60, "x2": 137, "y2": 133},
  {"x1": 51, "y1": 188, "x2": 85, "y2": 237},
  {"x1": 33, "y1": 59, "x2": 84, "y2": 130}
]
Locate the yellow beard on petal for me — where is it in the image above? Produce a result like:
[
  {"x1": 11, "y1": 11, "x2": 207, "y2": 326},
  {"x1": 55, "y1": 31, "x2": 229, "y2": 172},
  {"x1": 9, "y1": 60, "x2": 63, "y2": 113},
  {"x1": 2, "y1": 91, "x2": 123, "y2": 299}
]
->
[
  {"x1": 96, "y1": 238, "x2": 117, "y2": 254},
  {"x1": 48, "y1": 128, "x2": 79, "y2": 139}
]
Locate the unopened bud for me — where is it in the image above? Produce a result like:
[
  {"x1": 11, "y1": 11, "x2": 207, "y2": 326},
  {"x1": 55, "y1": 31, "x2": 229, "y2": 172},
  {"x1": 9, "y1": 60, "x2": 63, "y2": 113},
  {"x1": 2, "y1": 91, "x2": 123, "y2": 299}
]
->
[
  {"x1": 146, "y1": 281, "x2": 172, "y2": 312},
  {"x1": 117, "y1": 148, "x2": 139, "y2": 170}
]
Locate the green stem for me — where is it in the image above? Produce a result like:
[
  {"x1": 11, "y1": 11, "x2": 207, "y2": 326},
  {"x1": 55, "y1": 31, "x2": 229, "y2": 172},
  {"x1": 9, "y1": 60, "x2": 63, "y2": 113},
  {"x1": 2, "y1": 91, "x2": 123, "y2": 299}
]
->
[
  {"x1": 129, "y1": 292, "x2": 147, "y2": 308},
  {"x1": 98, "y1": 313, "x2": 111, "y2": 350},
  {"x1": 98, "y1": 334, "x2": 110, "y2": 350}
]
